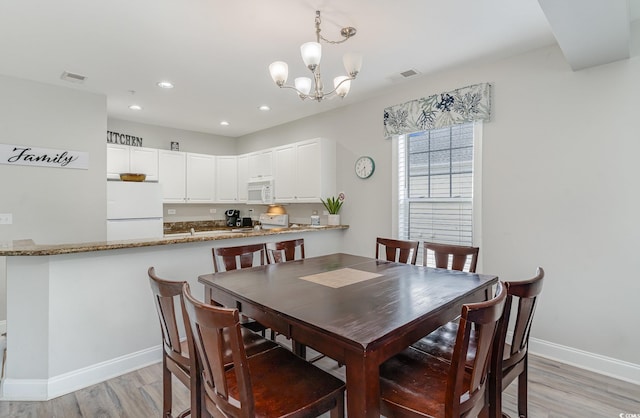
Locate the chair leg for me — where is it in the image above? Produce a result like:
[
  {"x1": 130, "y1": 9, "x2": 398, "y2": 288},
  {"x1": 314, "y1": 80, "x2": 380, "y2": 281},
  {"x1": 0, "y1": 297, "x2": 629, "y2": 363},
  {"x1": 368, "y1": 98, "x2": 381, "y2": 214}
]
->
[
  {"x1": 162, "y1": 356, "x2": 172, "y2": 417},
  {"x1": 489, "y1": 371, "x2": 501, "y2": 418},
  {"x1": 517, "y1": 357, "x2": 528, "y2": 418}
]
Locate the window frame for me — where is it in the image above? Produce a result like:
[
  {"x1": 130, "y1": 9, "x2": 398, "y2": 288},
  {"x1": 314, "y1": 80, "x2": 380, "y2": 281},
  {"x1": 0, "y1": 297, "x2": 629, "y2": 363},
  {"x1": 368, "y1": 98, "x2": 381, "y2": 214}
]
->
[{"x1": 391, "y1": 122, "x2": 483, "y2": 268}]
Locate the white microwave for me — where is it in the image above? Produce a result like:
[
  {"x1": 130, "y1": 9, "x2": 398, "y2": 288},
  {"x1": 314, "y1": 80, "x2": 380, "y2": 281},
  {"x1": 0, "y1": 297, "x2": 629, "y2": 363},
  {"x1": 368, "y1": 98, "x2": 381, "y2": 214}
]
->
[{"x1": 247, "y1": 176, "x2": 274, "y2": 204}]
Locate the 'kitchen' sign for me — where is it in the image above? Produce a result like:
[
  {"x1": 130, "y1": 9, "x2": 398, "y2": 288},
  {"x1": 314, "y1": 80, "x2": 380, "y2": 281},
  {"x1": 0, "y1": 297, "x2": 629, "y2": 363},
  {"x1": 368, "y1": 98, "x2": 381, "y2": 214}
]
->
[{"x1": 0, "y1": 143, "x2": 89, "y2": 170}]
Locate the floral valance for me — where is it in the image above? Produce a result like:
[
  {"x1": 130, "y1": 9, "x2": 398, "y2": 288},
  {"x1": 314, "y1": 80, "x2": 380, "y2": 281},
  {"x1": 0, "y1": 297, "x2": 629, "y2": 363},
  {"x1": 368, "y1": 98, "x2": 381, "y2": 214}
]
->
[{"x1": 383, "y1": 83, "x2": 492, "y2": 138}]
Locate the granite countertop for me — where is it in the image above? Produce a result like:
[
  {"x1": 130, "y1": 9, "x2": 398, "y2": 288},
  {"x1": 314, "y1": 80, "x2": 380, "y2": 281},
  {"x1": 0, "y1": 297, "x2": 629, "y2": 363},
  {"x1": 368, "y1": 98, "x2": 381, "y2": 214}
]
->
[{"x1": 0, "y1": 224, "x2": 348, "y2": 256}]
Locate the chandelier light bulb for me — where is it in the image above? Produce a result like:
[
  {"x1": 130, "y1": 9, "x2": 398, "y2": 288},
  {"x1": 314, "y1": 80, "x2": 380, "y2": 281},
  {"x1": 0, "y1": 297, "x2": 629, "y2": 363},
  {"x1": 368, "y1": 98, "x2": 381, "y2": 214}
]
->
[
  {"x1": 333, "y1": 76, "x2": 351, "y2": 98},
  {"x1": 295, "y1": 77, "x2": 312, "y2": 96},
  {"x1": 343, "y1": 53, "x2": 363, "y2": 77},
  {"x1": 269, "y1": 61, "x2": 289, "y2": 86},
  {"x1": 300, "y1": 42, "x2": 322, "y2": 70}
]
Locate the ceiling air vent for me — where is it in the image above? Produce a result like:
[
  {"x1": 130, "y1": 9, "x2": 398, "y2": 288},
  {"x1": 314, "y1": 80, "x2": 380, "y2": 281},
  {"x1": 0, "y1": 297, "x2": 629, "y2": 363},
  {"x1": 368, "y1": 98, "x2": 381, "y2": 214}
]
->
[
  {"x1": 400, "y1": 69, "x2": 420, "y2": 78},
  {"x1": 388, "y1": 68, "x2": 421, "y2": 83},
  {"x1": 60, "y1": 71, "x2": 87, "y2": 84}
]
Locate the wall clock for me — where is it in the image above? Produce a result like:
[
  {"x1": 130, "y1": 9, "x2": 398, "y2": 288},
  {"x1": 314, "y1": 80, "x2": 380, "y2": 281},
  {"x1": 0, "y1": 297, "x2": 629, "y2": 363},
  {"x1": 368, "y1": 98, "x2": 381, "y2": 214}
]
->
[{"x1": 354, "y1": 156, "x2": 375, "y2": 179}]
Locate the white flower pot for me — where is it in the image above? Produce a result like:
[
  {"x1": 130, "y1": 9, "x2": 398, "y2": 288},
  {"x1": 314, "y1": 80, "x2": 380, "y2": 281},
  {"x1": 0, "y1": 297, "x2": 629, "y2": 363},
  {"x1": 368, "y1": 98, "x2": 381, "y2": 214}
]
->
[{"x1": 327, "y1": 214, "x2": 341, "y2": 226}]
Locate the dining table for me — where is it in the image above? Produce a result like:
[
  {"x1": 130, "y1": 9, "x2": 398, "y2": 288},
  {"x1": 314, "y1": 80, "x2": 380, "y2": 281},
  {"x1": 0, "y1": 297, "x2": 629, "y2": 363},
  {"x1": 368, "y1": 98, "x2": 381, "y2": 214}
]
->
[{"x1": 198, "y1": 252, "x2": 498, "y2": 418}]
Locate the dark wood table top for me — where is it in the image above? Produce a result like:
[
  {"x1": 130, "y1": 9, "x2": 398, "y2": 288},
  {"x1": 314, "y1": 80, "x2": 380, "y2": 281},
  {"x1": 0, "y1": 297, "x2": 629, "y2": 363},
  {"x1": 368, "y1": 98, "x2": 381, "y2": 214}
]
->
[{"x1": 198, "y1": 253, "x2": 498, "y2": 417}]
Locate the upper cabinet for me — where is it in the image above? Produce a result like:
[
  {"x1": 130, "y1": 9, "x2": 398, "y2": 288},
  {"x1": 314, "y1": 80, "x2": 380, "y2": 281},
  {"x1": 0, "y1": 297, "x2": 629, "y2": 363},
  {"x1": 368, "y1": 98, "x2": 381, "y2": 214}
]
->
[
  {"x1": 158, "y1": 150, "x2": 186, "y2": 203},
  {"x1": 186, "y1": 152, "x2": 216, "y2": 203},
  {"x1": 215, "y1": 155, "x2": 238, "y2": 203},
  {"x1": 107, "y1": 144, "x2": 158, "y2": 181},
  {"x1": 111, "y1": 138, "x2": 336, "y2": 205},
  {"x1": 247, "y1": 149, "x2": 273, "y2": 179},
  {"x1": 158, "y1": 150, "x2": 215, "y2": 203},
  {"x1": 274, "y1": 138, "x2": 336, "y2": 203}
]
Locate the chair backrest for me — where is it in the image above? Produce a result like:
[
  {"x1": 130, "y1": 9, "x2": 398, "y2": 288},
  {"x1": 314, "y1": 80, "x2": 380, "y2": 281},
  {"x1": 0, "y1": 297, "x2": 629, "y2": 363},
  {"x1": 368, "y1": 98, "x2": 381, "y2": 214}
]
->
[
  {"x1": 147, "y1": 267, "x2": 190, "y2": 371},
  {"x1": 447, "y1": 281, "x2": 506, "y2": 418},
  {"x1": 266, "y1": 238, "x2": 305, "y2": 263},
  {"x1": 497, "y1": 267, "x2": 545, "y2": 374},
  {"x1": 212, "y1": 243, "x2": 267, "y2": 272},
  {"x1": 375, "y1": 237, "x2": 419, "y2": 265},
  {"x1": 423, "y1": 242, "x2": 479, "y2": 272},
  {"x1": 182, "y1": 282, "x2": 254, "y2": 417}
]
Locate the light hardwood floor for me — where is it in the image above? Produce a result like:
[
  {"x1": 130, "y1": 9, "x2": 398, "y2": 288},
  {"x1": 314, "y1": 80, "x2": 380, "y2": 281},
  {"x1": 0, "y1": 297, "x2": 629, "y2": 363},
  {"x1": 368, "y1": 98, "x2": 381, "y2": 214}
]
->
[{"x1": 1, "y1": 343, "x2": 638, "y2": 417}]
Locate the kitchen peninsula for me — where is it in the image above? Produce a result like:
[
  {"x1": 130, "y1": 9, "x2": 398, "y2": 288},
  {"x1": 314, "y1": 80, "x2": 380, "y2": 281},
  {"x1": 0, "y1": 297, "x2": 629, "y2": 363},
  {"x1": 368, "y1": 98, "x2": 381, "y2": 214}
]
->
[{"x1": 1, "y1": 224, "x2": 347, "y2": 401}]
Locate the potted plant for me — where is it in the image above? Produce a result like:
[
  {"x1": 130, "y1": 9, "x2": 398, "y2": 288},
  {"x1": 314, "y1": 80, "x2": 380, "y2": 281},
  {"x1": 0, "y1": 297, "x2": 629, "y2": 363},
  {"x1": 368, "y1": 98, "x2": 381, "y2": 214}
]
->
[{"x1": 321, "y1": 193, "x2": 345, "y2": 225}]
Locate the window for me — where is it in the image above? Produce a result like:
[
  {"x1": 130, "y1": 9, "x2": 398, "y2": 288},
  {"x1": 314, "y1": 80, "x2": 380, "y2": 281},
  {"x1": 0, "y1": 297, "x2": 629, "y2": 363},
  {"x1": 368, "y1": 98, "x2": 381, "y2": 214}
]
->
[{"x1": 396, "y1": 122, "x2": 480, "y2": 266}]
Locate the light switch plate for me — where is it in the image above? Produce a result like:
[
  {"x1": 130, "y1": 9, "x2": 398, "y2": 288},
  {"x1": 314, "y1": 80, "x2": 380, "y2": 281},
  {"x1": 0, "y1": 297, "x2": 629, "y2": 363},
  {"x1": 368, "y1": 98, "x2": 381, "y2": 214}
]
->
[{"x1": 0, "y1": 213, "x2": 13, "y2": 224}]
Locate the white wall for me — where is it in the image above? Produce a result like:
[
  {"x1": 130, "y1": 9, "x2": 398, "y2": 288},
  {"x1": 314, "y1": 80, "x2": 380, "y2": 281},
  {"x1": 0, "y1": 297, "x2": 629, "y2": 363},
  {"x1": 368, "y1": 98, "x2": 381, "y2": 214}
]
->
[
  {"x1": 237, "y1": 38, "x2": 640, "y2": 371},
  {"x1": 0, "y1": 76, "x2": 107, "y2": 244}
]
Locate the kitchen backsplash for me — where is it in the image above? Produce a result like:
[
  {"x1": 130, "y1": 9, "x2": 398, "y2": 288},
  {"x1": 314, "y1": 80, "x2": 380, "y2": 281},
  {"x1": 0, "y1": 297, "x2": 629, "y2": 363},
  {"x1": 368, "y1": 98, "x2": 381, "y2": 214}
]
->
[{"x1": 163, "y1": 203, "x2": 329, "y2": 226}]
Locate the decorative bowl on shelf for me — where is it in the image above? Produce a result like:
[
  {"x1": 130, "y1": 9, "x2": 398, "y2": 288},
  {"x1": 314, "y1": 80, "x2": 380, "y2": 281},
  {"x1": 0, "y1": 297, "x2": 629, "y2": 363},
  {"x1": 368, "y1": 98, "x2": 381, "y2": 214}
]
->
[{"x1": 119, "y1": 173, "x2": 146, "y2": 182}]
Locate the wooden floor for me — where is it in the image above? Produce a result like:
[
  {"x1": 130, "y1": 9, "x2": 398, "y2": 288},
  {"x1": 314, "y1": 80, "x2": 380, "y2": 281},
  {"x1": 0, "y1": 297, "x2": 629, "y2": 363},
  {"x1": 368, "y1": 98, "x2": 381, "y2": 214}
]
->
[{"x1": 1, "y1": 340, "x2": 639, "y2": 417}]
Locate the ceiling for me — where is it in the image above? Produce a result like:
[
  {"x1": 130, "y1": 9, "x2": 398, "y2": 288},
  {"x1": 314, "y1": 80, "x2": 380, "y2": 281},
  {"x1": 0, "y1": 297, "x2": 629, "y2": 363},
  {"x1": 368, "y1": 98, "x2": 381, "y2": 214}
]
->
[{"x1": 0, "y1": 0, "x2": 638, "y2": 138}]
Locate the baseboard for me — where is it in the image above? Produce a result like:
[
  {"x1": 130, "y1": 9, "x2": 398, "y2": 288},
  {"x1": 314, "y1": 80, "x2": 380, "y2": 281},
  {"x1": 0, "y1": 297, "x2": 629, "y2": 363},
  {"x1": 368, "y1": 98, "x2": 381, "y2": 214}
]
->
[
  {"x1": 524, "y1": 334, "x2": 640, "y2": 385},
  {"x1": 2, "y1": 336, "x2": 638, "y2": 400},
  {"x1": 1, "y1": 345, "x2": 162, "y2": 400}
]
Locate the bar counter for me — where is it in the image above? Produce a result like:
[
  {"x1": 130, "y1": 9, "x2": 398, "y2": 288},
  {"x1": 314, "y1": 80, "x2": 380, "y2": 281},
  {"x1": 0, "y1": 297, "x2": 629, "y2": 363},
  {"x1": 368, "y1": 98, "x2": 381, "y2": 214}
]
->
[{"x1": 0, "y1": 224, "x2": 348, "y2": 256}]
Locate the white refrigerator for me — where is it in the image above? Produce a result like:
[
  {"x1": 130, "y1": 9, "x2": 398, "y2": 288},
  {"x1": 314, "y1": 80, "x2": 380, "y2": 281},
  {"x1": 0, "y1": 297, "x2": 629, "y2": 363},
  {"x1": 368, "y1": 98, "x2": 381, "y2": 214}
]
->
[{"x1": 106, "y1": 181, "x2": 164, "y2": 240}]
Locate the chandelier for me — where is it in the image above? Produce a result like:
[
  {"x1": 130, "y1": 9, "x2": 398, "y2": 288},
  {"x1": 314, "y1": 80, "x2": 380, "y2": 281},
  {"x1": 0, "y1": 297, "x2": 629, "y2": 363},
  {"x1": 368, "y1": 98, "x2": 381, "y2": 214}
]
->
[{"x1": 268, "y1": 10, "x2": 362, "y2": 102}]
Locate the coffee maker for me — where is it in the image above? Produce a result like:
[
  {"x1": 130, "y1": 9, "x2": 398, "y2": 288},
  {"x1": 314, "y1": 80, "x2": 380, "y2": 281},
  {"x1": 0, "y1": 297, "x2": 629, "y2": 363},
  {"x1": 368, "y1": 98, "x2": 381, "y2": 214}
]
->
[{"x1": 225, "y1": 209, "x2": 240, "y2": 227}]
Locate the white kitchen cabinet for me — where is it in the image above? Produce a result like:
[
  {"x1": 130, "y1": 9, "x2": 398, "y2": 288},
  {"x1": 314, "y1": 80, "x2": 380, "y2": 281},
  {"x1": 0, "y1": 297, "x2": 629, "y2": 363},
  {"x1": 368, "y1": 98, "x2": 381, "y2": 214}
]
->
[
  {"x1": 274, "y1": 138, "x2": 336, "y2": 203},
  {"x1": 273, "y1": 144, "x2": 297, "y2": 202},
  {"x1": 237, "y1": 154, "x2": 249, "y2": 202},
  {"x1": 215, "y1": 155, "x2": 238, "y2": 203},
  {"x1": 107, "y1": 144, "x2": 158, "y2": 181},
  {"x1": 158, "y1": 150, "x2": 186, "y2": 203},
  {"x1": 248, "y1": 149, "x2": 273, "y2": 179},
  {"x1": 186, "y1": 152, "x2": 216, "y2": 203},
  {"x1": 158, "y1": 151, "x2": 215, "y2": 203}
]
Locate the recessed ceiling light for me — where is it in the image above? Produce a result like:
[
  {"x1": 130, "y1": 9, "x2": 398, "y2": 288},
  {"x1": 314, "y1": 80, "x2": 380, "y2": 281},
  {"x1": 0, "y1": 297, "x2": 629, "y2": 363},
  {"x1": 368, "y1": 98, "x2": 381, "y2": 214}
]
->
[
  {"x1": 259, "y1": 105, "x2": 271, "y2": 111},
  {"x1": 157, "y1": 81, "x2": 174, "y2": 89},
  {"x1": 220, "y1": 121, "x2": 229, "y2": 126},
  {"x1": 129, "y1": 104, "x2": 142, "y2": 111}
]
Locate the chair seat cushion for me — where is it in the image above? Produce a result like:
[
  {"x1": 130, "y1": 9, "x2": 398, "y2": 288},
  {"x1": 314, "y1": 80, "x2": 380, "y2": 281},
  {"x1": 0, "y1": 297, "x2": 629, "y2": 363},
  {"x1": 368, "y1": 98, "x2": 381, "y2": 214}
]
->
[
  {"x1": 224, "y1": 346, "x2": 345, "y2": 416},
  {"x1": 379, "y1": 346, "x2": 470, "y2": 418}
]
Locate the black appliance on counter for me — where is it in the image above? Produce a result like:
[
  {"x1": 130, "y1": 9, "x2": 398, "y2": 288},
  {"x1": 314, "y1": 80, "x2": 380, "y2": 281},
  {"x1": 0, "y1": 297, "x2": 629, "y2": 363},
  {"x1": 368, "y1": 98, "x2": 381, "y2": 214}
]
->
[{"x1": 225, "y1": 209, "x2": 241, "y2": 227}]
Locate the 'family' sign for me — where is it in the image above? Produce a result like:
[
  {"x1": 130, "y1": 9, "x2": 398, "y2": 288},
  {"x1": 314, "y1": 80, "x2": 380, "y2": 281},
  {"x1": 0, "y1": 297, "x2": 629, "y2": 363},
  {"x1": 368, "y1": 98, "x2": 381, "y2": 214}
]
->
[{"x1": 0, "y1": 143, "x2": 89, "y2": 170}]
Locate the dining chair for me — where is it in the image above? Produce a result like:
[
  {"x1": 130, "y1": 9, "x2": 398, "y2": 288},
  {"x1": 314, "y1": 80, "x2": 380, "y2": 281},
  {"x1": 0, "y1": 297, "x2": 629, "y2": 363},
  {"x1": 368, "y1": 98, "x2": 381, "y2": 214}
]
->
[
  {"x1": 148, "y1": 267, "x2": 277, "y2": 418},
  {"x1": 423, "y1": 241, "x2": 480, "y2": 272},
  {"x1": 212, "y1": 242, "x2": 268, "y2": 272},
  {"x1": 266, "y1": 238, "x2": 305, "y2": 263},
  {"x1": 378, "y1": 281, "x2": 506, "y2": 418},
  {"x1": 212, "y1": 243, "x2": 275, "y2": 340},
  {"x1": 411, "y1": 267, "x2": 545, "y2": 418},
  {"x1": 375, "y1": 237, "x2": 420, "y2": 265},
  {"x1": 181, "y1": 282, "x2": 346, "y2": 418}
]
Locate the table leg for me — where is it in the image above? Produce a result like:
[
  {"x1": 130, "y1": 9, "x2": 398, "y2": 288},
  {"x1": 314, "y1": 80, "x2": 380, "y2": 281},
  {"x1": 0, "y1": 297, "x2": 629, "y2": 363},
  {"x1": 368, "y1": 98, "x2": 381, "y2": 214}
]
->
[{"x1": 344, "y1": 351, "x2": 380, "y2": 418}]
